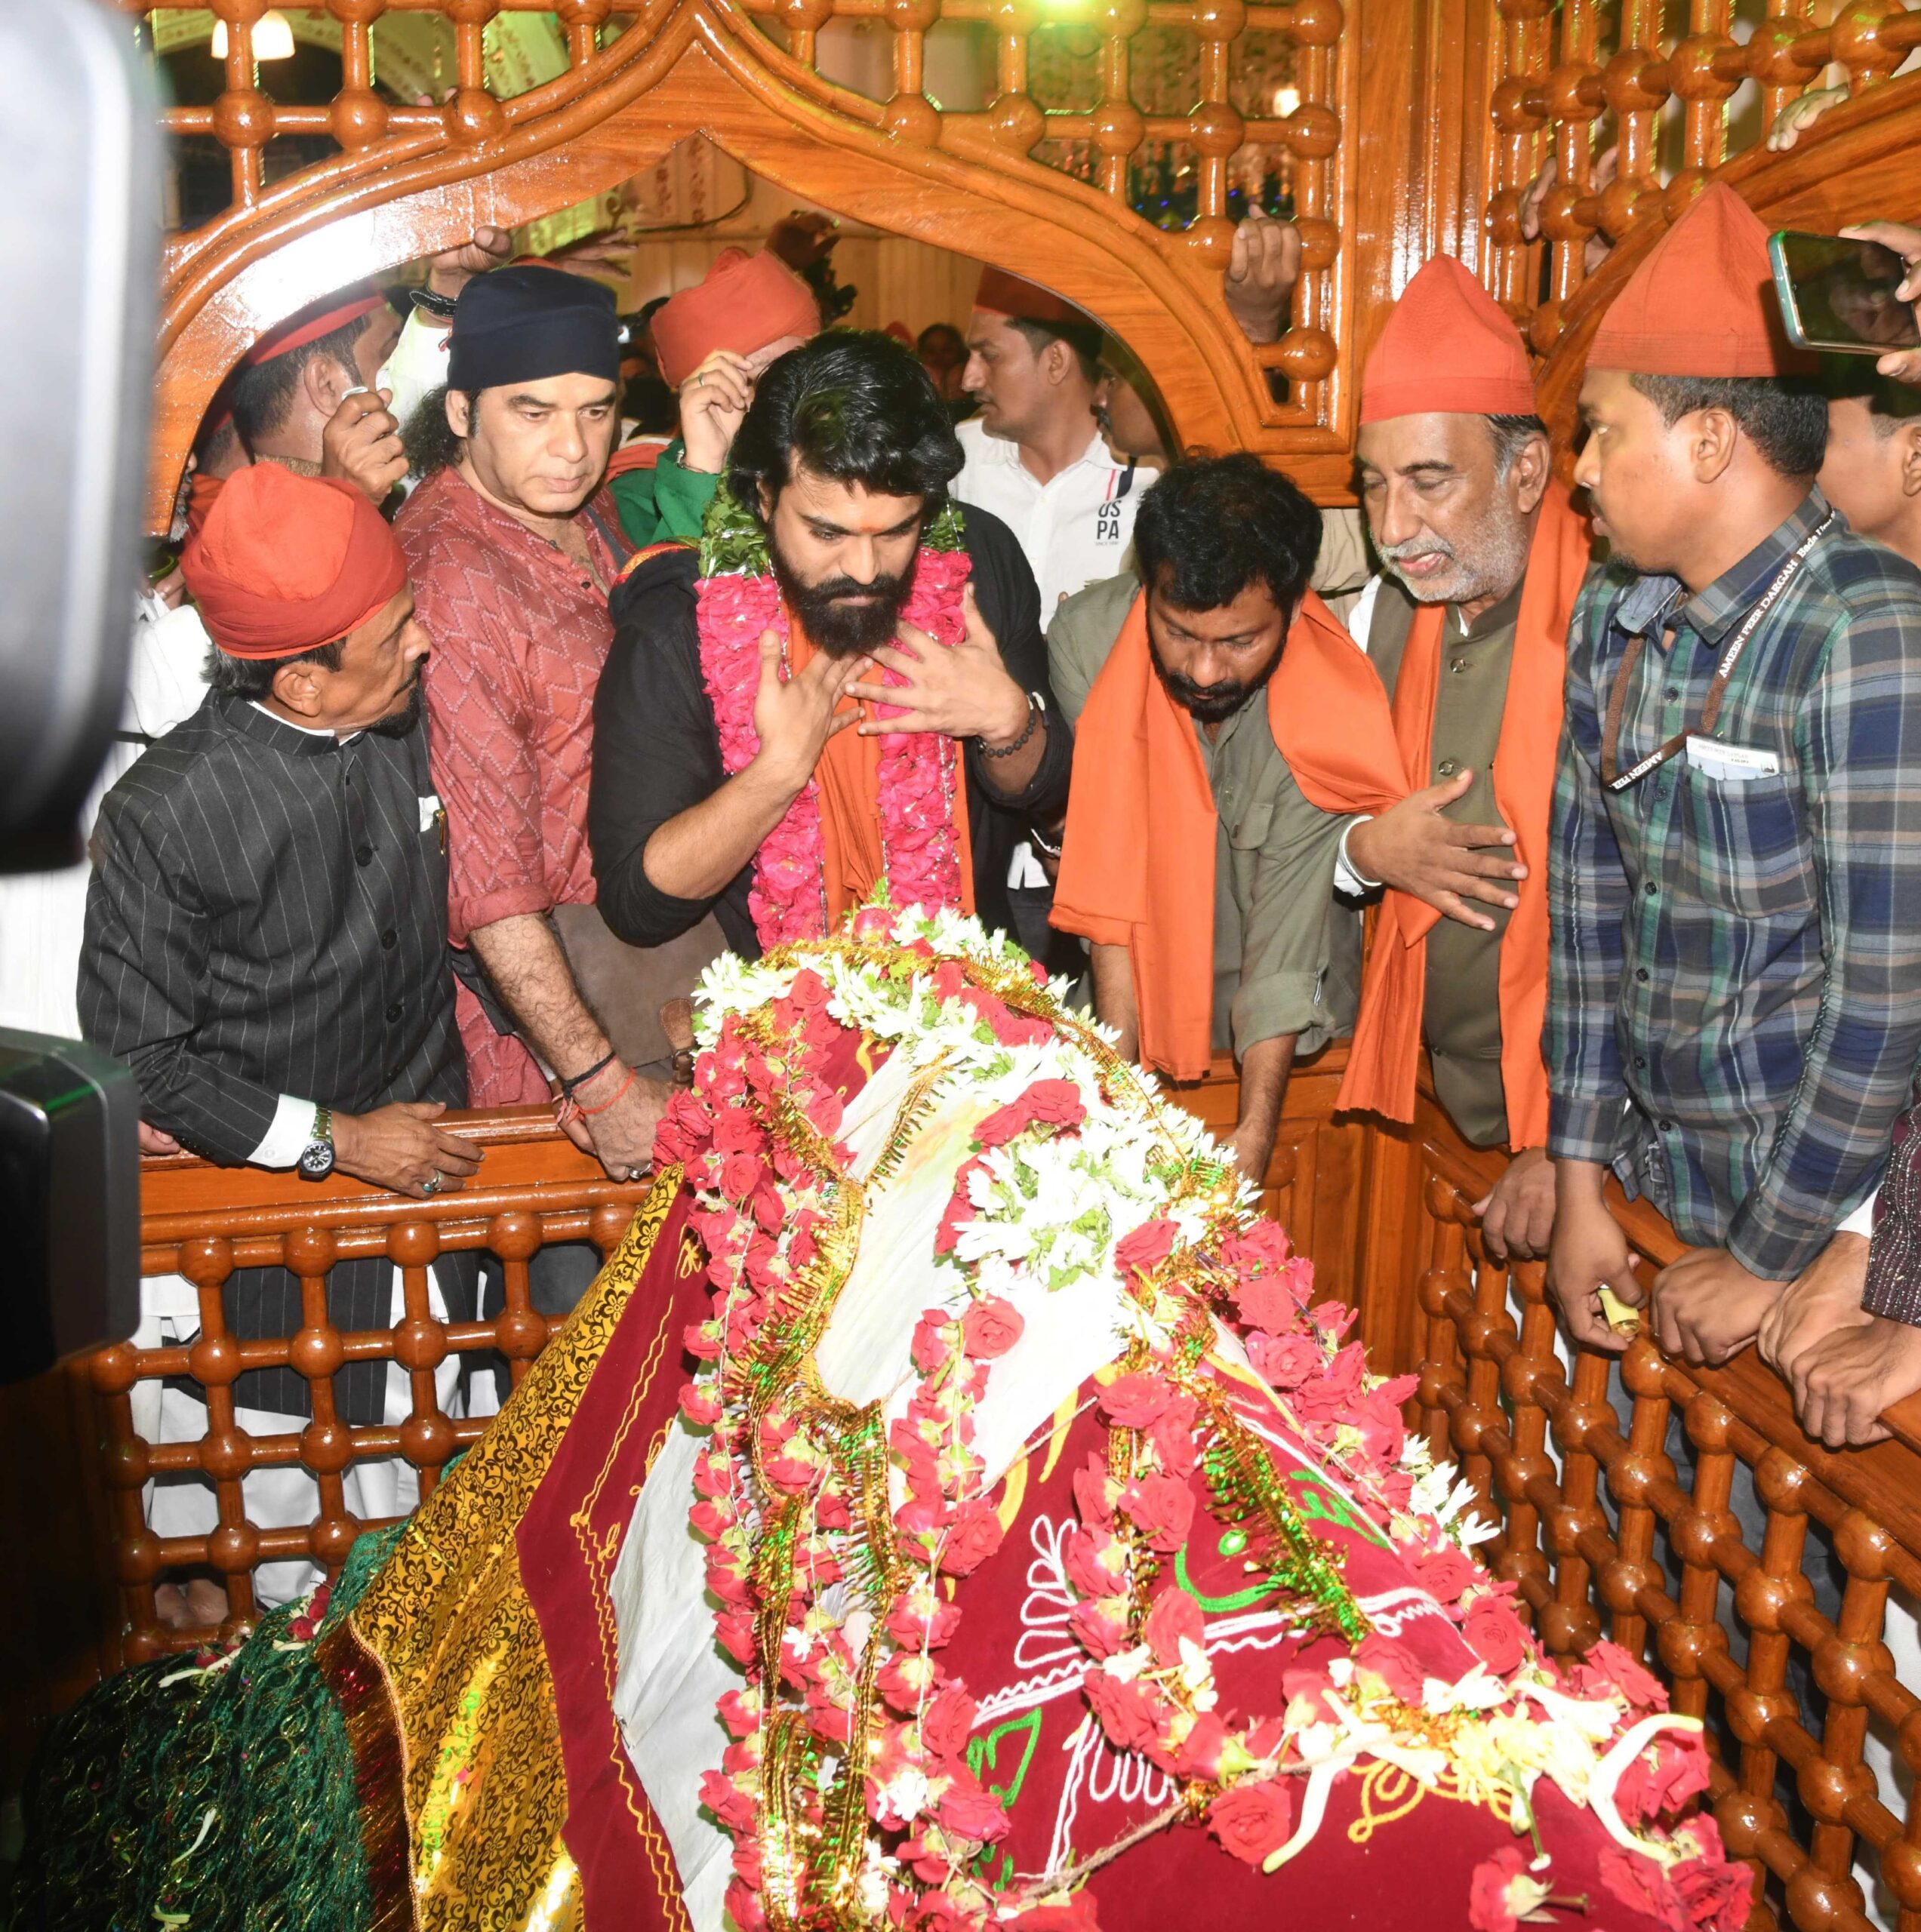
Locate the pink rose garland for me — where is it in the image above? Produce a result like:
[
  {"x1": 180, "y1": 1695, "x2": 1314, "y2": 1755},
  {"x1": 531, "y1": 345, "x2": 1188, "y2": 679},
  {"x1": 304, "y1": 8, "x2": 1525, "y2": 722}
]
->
[
  {"x1": 663, "y1": 939, "x2": 1742, "y2": 1932},
  {"x1": 695, "y1": 544, "x2": 971, "y2": 949}
]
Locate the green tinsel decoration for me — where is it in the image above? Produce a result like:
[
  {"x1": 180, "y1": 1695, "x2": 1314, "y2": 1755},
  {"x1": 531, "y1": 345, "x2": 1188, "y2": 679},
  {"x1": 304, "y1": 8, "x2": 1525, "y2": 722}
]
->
[
  {"x1": 699, "y1": 479, "x2": 968, "y2": 580},
  {"x1": 1202, "y1": 1435, "x2": 1371, "y2": 1647},
  {"x1": 11, "y1": 1524, "x2": 403, "y2": 1932}
]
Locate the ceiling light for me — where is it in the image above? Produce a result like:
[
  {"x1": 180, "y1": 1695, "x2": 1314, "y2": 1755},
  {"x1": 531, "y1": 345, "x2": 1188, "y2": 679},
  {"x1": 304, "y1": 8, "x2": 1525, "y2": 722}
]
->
[
  {"x1": 1273, "y1": 85, "x2": 1301, "y2": 116},
  {"x1": 211, "y1": 11, "x2": 296, "y2": 60}
]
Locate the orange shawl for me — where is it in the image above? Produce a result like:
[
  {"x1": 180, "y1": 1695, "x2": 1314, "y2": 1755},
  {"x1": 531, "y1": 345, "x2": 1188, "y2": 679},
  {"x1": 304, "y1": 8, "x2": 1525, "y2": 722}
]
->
[
  {"x1": 1051, "y1": 586, "x2": 1362, "y2": 1081},
  {"x1": 787, "y1": 623, "x2": 975, "y2": 926},
  {"x1": 1271, "y1": 481, "x2": 1591, "y2": 1146}
]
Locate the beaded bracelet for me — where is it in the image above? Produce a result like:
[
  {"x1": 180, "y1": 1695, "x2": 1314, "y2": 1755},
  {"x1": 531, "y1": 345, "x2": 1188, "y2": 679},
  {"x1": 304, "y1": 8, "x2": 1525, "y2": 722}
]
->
[{"x1": 977, "y1": 691, "x2": 1045, "y2": 759}]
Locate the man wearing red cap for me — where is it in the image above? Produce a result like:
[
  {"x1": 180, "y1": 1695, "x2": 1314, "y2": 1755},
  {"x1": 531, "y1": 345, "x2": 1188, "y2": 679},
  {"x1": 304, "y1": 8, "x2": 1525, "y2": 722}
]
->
[
  {"x1": 1547, "y1": 184, "x2": 1921, "y2": 1385},
  {"x1": 79, "y1": 463, "x2": 481, "y2": 1605},
  {"x1": 228, "y1": 283, "x2": 411, "y2": 509},
  {"x1": 1272, "y1": 254, "x2": 1592, "y2": 1263},
  {"x1": 608, "y1": 246, "x2": 822, "y2": 552}
]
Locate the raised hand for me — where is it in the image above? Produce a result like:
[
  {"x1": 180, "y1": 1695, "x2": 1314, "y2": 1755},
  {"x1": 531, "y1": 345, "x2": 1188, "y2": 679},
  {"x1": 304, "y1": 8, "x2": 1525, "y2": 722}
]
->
[
  {"x1": 847, "y1": 585, "x2": 1029, "y2": 744},
  {"x1": 1841, "y1": 222, "x2": 1921, "y2": 385},
  {"x1": 679, "y1": 349, "x2": 756, "y2": 475},
  {"x1": 751, "y1": 629, "x2": 868, "y2": 792},
  {"x1": 542, "y1": 232, "x2": 636, "y2": 285},
  {"x1": 1766, "y1": 86, "x2": 1846, "y2": 153},
  {"x1": 1224, "y1": 212, "x2": 1301, "y2": 346},
  {"x1": 1345, "y1": 769, "x2": 1524, "y2": 929},
  {"x1": 321, "y1": 386, "x2": 408, "y2": 503},
  {"x1": 425, "y1": 227, "x2": 514, "y2": 300}
]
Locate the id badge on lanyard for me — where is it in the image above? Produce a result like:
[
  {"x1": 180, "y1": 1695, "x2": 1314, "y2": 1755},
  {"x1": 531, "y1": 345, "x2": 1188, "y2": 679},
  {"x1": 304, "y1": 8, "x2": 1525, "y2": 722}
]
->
[{"x1": 1600, "y1": 512, "x2": 1833, "y2": 795}]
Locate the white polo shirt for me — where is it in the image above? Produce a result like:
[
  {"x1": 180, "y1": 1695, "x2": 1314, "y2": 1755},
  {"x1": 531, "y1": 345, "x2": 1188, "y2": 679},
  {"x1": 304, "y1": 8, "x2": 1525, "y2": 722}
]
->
[{"x1": 952, "y1": 417, "x2": 1144, "y2": 614}]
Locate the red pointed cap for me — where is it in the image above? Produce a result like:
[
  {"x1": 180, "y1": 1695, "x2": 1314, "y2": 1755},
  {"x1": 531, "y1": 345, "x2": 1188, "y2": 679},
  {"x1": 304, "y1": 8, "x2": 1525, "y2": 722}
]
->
[
  {"x1": 649, "y1": 248, "x2": 820, "y2": 386},
  {"x1": 973, "y1": 267, "x2": 1098, "y2": 334},
  {"x1": 184, "y1": 463, "x2": 406, "y2": 660},
  {"x1": 1587, "y1": 183, "x2": 1816, "y2": 377},
  {"x1": 1360, "y1": 257, "x2": 1537, "y2": 423},
  {"x1": 245, "y1": 285, "x2": 389, "y2": 365}
]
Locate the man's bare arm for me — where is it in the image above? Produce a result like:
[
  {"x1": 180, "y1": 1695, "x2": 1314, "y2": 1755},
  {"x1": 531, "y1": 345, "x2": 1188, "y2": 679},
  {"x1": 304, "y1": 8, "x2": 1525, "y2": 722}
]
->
[
  {"x1": 1234, "y1": 1032, "x2": 1296, "y2": 1186},
  {"x1": 467, "y1": 912, "x2": 666, "y2": 1180},
  {"x1": 468, "y1": 914, "x2": 610, "y2": 1078},
  {"x1": 1089, "y1": 941, "x2": 1140, "y2": 1061}
]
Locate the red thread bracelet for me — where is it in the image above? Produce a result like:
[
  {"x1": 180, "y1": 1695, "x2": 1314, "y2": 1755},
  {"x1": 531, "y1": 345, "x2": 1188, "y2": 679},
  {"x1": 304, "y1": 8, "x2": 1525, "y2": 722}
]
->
[{"x1": 575, "y1": 1067, "x2": 636, "y2": 1116}]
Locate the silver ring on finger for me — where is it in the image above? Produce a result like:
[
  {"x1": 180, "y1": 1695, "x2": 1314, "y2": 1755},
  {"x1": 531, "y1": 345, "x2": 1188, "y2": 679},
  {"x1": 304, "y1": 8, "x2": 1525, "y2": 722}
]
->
[{"x1": 422, "y1": 1171, "x2": 442, "y2": 1196}]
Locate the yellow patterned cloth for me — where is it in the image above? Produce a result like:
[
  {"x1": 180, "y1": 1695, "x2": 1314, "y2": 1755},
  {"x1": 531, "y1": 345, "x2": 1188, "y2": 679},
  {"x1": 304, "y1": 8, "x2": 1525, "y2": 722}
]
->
[{"x1": 319, "y1": 1174, "x2": 685, "y2": 1932}]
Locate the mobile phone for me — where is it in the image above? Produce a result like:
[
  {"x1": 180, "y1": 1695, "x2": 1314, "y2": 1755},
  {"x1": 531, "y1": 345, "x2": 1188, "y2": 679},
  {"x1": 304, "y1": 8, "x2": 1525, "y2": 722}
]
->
[{"x1": 1769, "y1": 230, "x2": 1920, "y2": 355}]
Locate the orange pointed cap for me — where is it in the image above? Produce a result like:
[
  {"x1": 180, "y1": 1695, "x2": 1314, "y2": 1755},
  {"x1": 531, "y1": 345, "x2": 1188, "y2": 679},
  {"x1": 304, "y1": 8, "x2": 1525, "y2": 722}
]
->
[
  {"x1": 1587, "y1": 183, "x2": 1816, "y2": 378},
  {"x1": 1360, "y1": 256, "x2": 1537, "y2": 423}
]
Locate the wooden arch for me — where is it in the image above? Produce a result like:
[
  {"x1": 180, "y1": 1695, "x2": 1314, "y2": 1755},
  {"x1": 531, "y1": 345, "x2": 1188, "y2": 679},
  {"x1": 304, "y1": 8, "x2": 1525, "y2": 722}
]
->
[
  {"x1": 1529, "y1": 71, "x2": 1921, "y2": 453},
  {"x1": 148, "y1": 0, "x2": 1365, "y2": 531}
]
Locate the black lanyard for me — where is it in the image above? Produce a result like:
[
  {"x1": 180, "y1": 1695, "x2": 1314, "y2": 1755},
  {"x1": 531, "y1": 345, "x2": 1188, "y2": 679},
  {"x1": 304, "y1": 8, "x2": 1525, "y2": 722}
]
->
[{"x1": 1600, "y1": 512, "x2": 1834, "y2": 794}]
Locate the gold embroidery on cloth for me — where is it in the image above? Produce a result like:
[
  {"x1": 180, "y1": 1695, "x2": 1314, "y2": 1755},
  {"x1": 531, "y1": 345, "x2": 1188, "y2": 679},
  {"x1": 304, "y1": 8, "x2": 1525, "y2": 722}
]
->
[
  {"x1": 341, "y1": 1175, "x2": 685, "y2": 1932},
  {"x1": 1344, "y1": 1760, "x2": 1499, "y2": 1846}
]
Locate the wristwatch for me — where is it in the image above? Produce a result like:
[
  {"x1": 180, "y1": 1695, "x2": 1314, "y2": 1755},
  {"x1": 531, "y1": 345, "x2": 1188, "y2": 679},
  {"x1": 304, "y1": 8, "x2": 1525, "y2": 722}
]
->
[{"x1": 297, "y1": 1103, "x2": 336, "y2": 1182}]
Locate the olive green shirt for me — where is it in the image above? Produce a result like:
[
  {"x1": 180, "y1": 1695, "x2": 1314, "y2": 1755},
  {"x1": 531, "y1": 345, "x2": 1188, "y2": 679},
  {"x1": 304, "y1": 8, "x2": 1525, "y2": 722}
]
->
[
  {"x1": 1362, "y1": 574, "x2": 1522, "y2": 1149},
  {"x1": 1048, "y1": 574, "x2": 1360, "y2": 1060}
]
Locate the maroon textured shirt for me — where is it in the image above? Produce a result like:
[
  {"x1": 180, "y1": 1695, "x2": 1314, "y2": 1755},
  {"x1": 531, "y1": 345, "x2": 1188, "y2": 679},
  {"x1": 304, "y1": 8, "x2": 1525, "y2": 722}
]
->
[{"x1": 397, "y1": 465, "x2": 625, "y2": 1104}]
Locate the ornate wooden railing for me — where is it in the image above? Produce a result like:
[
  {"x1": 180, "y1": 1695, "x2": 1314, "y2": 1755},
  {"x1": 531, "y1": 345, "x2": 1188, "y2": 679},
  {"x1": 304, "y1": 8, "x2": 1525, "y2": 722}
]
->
[
  {"x1": 13, "y1": 1052, "x2": 1921, "y2": 1925},
  {"x1": 1412, "y1": 1089, "x2": 1921, "y2": 1932},
  {"x1": 106, "y1": 1106, "x2": 651, "y2": 1660},
  {"x1": 1485, "y1": 0, "x2": 1921, "y2": 353}
]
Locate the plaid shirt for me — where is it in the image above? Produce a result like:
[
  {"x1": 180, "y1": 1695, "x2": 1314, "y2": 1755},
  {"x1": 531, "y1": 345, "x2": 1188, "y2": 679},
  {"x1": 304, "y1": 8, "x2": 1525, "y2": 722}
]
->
[{"x1": 1547, "y1": 489, "x2": 1921, "y2": 1281}]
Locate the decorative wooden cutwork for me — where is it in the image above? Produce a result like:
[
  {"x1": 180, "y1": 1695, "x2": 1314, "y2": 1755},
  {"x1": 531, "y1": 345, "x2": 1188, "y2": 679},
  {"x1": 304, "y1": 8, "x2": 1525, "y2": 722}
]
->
[
  {"x1": 1488, "y1": 60, "x2": 1921, "y2": 461},
  {"x1": 1411, "y1": 1092, "x2": 1921, "y2": 1932},
  {"x1": 133, "y1": 0, "x2": 1361, "y2": 528},
  {"x1": 14, "y1": 1048, "x2": 1921, "y2": 1929},
  {"x1": 98, "y1": 1106, "x2": 651, "y2": 1663},
  {"x1": 1485, "y1": 0, "x2": 1921, "y2": 354}
]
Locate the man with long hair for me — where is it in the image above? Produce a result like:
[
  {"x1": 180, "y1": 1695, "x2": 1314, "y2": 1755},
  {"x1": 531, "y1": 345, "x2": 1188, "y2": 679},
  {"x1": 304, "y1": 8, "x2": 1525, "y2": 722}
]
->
[{"x1": 590, "y1": 331, "x2": 1071, "y2": 959}]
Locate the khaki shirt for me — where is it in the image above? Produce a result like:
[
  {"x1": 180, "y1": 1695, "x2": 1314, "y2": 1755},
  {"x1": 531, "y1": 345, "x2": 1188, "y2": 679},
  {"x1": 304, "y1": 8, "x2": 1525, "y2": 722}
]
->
[
  {"x1": 1048, "y1": 574, "x2": 1360, "y2": 1060},
  {"x1": 1364, "y1": 574, "x2": 1522, "y2": 1148}
]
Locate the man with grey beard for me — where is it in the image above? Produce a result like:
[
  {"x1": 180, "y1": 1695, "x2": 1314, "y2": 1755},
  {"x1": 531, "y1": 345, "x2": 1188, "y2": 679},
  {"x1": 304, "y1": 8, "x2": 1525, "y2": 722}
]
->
[{"x1": 1326, "y1": 257, "x2": 1592, "y2": 1262}]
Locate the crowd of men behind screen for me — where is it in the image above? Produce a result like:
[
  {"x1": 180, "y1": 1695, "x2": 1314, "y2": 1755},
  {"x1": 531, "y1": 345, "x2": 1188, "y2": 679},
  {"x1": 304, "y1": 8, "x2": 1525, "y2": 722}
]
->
[{"x1": 20, "y1": 185, "x2": 1921, "y2": 1629}]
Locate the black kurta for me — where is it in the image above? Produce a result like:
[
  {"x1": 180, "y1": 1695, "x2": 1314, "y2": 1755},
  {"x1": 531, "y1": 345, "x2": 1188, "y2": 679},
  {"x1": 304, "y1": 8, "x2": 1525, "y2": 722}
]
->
[
  {"x1": 81, "y1": 693, "x2": 469, "y2": 1420},
  {"x1": 587, "y1": 506, "x2": 1074, "y2": 959}
]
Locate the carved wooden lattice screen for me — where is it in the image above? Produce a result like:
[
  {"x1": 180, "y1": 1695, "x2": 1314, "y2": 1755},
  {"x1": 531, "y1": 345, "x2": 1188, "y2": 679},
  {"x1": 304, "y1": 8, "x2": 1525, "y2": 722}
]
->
[
  {"x1": 132, "y1": 0, "x2": 1369, "y2": 526},
  {"x1": 1414, "y1": 1092, "x2": 1921, "y2": 1932},
  {"x1": 100, "y1": 1112, "x2": 650, "y2": 1661},
  {"x1": 1483, "y1": 0, "x2": 1921, "y2": 352}
]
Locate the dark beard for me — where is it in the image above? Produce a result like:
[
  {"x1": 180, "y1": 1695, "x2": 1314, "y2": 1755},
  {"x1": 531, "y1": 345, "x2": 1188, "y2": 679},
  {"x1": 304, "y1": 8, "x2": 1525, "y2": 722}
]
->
[
  {"x1": 367, "y1": 676, "x2": 424, "y2": 740},
  {"x1": 1148, "y1": 630, "x2": 1285, "y2": 724},
  {"x1": 770, "y1": 541, "x2": 918, "y2": 659}
]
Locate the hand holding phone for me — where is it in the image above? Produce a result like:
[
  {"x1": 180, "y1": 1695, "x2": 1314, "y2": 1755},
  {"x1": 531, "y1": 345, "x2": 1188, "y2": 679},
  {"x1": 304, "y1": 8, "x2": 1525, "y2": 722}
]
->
[
  {"x1": 1771, "y1": 228, "x2": 1921, "y2": 363},
  {"x1": 1842, "y1": 223, "x2": 1921, "y2": 386}
]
